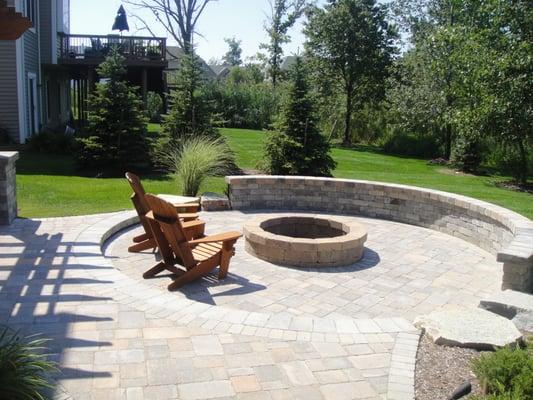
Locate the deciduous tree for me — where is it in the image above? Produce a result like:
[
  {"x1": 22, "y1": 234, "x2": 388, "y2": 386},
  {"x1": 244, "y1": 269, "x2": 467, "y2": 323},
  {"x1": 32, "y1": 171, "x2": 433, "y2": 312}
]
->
[
  {"x1": 125, "y1": 0, "x2": 215, "y2": 54},
  {"x1": 222, "y1": 37, "x2": 243, "y2": 66},
  {"x1": 261, "y1": 0, "x2": 307, "y2": 87},
  {"x1": 305, "y1": 0, "x2": 396, "y2": 145}
]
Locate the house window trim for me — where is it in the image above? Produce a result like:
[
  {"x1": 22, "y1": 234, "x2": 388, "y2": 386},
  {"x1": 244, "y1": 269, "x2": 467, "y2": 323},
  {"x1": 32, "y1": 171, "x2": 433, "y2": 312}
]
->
[
  {"x1": 25, "y1": 0, "x2": 37, "y2": 33},
  {"x1": 27, "y1": 72, "x2": 39, "y2": 138}
]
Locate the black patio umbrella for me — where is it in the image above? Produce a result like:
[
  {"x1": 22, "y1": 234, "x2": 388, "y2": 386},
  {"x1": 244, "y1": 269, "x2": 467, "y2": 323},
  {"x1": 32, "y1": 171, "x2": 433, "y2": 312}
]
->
[{"x1": 112, "y1": 5, "x2": 129, "y2": 32}]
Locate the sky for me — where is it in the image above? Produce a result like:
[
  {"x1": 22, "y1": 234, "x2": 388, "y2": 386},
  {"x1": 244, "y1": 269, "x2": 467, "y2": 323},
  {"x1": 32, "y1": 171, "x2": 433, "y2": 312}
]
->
[{"x1": 70, "y1": 0, "x2": 312, "y2": 63}]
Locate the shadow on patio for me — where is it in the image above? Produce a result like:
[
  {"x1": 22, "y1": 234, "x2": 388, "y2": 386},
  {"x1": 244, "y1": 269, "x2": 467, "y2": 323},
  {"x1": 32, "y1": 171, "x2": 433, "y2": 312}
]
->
[{"x1": 0, "y1": 218, "x2": 118, "y2": 395}]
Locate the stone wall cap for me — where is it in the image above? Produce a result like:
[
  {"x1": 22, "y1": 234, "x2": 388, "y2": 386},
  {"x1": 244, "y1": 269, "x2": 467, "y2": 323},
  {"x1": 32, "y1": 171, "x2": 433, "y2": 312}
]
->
[
  {"x1": 497, "y1": 244, "x2": 533, "y2": 263},
  {"x1": 0, "y1": 151, "x2": 19, "y2": 164},
  {"x1": 226, "y1": 175, "x2": 532, "y2": 225}
]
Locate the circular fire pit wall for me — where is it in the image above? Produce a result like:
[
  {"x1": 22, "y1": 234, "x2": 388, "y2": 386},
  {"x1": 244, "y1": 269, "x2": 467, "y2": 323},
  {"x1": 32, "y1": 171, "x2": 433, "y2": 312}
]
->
[{"x1": 244, "y1": 215, "x2": 367, "y2": 268}]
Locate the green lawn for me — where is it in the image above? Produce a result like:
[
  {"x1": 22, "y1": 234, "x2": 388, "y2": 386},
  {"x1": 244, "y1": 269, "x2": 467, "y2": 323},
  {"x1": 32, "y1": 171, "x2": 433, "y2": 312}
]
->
[{"x1": 14, "y1": 127, "x2": 532, "y2": 219}]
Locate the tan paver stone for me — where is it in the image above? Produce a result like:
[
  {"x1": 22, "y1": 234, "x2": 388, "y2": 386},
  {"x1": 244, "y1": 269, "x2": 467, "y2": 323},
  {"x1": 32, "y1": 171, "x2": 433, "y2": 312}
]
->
[
  {"x1": 320, "y1": 381, "x2": 378, "y2": 400},
  {"x1": 280, "y1": 361, "x2": 317, "y2": 386},
  {"x1": 178, "y1": 380, "x2": 235, "y2": 400},
  {"x1": 231, "y1": 375, "x2": 262, "y2": 393}
]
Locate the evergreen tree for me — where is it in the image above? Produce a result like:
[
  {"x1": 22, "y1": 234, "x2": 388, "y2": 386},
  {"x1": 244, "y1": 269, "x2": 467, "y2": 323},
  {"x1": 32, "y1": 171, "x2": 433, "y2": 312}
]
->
[
  {"x1": 163, "y1": 53, "x2": 217, "y2": 142},
  {"x1": 76, "y1": 49, "x2": 149, "y2": 173},
  {"x1": 263, "y1": 57, "x2": 336, "y2": 176}
]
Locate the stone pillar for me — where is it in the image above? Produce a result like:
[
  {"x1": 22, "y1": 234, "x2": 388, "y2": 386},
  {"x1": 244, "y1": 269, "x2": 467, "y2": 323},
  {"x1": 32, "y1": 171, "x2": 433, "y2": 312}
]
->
[
  {"x1": 502, "y1": 261, "x2": 533, "y2": 294},
  {"x1": 0, "y1": 152, "x2": 19, "y2": 225}
]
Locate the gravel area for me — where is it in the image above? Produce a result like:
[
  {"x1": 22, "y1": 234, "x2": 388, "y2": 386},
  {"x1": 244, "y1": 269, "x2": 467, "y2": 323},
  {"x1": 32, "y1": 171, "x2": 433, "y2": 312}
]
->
[{"x1": 415, "y1": 334, "x2": 486, "y2": 400}]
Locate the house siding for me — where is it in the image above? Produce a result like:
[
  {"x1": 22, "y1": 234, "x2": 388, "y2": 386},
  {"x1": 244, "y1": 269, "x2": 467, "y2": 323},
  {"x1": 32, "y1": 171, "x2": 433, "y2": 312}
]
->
[
  {"x1": 0, "y1": 41, "x2": 20, "y2": 143},
  {"x1": 22, "y1": 6, "x2": 41, "y2": 140}
]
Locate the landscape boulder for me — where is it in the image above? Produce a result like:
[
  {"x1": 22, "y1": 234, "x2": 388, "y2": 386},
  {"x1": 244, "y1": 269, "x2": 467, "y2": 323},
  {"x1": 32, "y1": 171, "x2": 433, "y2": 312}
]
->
[
  {"x1": 414, "y1": 305, "x2": 522, "y2": 350},
  {"x1": 479, "y1": 290, "x2": 533, "y2": 332}
]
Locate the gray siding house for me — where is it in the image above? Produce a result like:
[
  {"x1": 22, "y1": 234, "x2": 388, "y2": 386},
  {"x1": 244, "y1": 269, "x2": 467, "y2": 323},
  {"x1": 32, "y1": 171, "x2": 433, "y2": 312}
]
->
[
  {"x1": 0, "y1": 0, "x2": 71, "y2": 144},
  {"x1": 0, "y1": 1, "x2": 168, "y2": 143}
]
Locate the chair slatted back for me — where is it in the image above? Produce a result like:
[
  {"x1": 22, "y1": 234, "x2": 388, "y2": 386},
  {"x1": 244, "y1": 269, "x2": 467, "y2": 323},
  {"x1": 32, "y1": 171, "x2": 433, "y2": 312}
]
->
[
  {"x1": 125, "y1": 172, "x2": 152, "y2": 233},
  {"x1": 145, "y1": 194, "x2": 197, "y2": 269}
]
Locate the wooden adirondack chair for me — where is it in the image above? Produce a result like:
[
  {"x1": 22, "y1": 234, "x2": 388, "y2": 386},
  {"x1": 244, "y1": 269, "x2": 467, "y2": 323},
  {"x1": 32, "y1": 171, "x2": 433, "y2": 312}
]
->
[
  {"x1": 143, "y1": 194, "x2": 242, "y2": 291},
  {"x1": 125, "y1": 172, "x2": 203, "y2": 253}
]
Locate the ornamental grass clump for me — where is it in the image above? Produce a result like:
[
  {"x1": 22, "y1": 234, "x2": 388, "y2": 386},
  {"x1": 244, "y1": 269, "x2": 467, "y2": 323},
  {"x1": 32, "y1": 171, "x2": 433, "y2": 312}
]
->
[
  {"x1": 0, "y1": 326, "x2": 58, "y2": 400},
  {"x1": 471, "y1": 338, "x2": 533, "y2": 399},
  {"x1": 161, "y1": 137, "x2": 237, "y2": 197}
]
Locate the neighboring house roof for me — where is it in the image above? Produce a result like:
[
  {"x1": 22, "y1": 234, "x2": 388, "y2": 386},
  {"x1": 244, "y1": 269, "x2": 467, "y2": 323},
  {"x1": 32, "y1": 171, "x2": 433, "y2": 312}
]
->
[
  {"x1": 208, "y1": 64, "x2": 231, "y2": 79},
  {"x1": 166, "y1": 46, "x2": 216, "y2": 80},
  {"x1": 280, "y1": 56, "x2": 298, "y2": 71}
]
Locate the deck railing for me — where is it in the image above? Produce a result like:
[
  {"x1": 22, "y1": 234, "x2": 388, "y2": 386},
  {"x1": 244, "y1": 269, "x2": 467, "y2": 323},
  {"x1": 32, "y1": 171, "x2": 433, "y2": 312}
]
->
[{"x1": 58, "y1": 33, "x2": 166, "y2": 63}]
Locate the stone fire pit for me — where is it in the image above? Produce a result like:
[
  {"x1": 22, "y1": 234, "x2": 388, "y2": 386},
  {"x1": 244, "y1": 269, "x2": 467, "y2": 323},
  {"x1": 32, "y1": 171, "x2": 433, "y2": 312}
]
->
[{"x1": 243, "y1": 214, "x2": 367, "y2": 268}]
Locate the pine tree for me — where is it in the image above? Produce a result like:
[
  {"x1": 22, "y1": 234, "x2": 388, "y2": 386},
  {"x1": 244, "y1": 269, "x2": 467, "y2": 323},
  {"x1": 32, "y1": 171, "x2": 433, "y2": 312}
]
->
[
  {"x1": 264, "y1": 57, "x2": 336, "y2": 176},
  {"x1": 76, "y1": 49, "x2": 149, "y2": 173},
  {"x1": 162, "y1": 53, "x2": 217, "y2": 142}
]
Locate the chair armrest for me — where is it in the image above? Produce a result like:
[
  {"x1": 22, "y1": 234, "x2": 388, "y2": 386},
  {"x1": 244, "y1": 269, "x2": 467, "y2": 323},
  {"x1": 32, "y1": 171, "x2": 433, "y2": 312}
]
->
[
  {"x1": 182, "y1": 219, "x2": 205, "y2": 229},
  {"x1": 189, "y1": 231, "x2": 242, "y2": 244},
  {"x1": 174, "y1": 203, "x2": 200, "y2": 213},
  {"x1": 179, "y1": 213, "x2": 199, "y2": 221}
]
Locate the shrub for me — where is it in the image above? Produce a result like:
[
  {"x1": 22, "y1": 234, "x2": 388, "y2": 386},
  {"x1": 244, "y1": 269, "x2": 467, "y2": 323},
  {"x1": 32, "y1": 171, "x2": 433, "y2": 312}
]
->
[
  {"x1": 485, "y1": 141, "x2": 533, "y2": 182},
  {"x1": 75, "y1": 49, "x2": 150, "y2": 174},
  {"x1": 381, "y1": 131, "x2": 440, "y2": 159},
  {"x1": 452, "y1": 135, "x2": 483, "y2": 173},
  {"x1": 146, "y1": 91, "x2": 163, "y2": 123},
  {"x1": 0, "y1": 124, "x2": 12, "y2": 145},
  {"x1": 263, "y1": 57, "x2": 336, "y2": 176},
  {"x1": 471, "y1": 343, "x2": 533, "y2": 398},
  {"x1": 0, "y1": 325, "x2": 58, "y2": 400},
  {"x1": 160, "y1": 136, "x2": 238, "y2": 197},
  {"x1": 27, "y1": 129, "x2": 74, "y2": 154},
  {"x1": 204, "y1": 65, "x2": 282, "y2": 130}
]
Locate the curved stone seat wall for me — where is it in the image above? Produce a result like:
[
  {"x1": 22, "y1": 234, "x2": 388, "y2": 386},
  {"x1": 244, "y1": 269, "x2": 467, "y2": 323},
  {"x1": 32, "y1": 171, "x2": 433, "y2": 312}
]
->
[{"x1": 225, "y1": 176, "x2": 533, "y2": 293}]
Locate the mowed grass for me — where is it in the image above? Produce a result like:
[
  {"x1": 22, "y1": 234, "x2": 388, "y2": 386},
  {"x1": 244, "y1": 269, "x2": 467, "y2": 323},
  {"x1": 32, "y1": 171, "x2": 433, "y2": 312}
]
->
[{"x1": 14, "y1": 126, "x2": 532, "y2": 219}]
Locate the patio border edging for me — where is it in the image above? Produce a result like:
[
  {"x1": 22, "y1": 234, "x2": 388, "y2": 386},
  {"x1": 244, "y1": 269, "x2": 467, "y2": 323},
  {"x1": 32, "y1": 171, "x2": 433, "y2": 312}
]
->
[{"x1": 226, "y1": 176, "x2": 533, "y2": 293}]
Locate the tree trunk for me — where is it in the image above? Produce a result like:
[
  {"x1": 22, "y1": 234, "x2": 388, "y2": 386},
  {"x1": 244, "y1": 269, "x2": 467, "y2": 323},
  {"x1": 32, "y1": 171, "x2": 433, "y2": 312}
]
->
[
  {"x1": 444, "y1": 124, "x2": 452, "y2": 160},
  {"x1": 517, "y1": 139, "x2": 528, "y2": 185},
  {"x1": 343, "y1": 91, "x2": 353, "y2": 145}
]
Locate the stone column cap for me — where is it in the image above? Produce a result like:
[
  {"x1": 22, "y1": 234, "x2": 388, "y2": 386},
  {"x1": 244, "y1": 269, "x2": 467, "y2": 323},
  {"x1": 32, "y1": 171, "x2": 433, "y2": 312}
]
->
[{"x1": 0, "y1": 151, "x2": 19, "y2": 164}]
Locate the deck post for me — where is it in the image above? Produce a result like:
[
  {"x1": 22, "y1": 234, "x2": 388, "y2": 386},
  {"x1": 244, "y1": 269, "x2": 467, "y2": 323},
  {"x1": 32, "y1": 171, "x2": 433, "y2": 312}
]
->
[
  {"x1": 142, "y1": 68, "x2": 148, "y2": 108},
  {"x1": 0, "y1": 152, "x2": 19, "y2": 225}
]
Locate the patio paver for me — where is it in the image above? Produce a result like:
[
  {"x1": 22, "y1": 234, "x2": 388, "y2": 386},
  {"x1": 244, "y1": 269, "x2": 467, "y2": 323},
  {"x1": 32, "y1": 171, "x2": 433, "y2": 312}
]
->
[{"x1": 0, "y1": 210, "x2": 505, "y2": 399}]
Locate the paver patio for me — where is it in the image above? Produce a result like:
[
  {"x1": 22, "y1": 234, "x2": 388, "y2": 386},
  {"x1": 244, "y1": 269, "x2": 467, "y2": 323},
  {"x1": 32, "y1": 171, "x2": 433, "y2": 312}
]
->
[{"x1": 0, "y1": 209, "x2": 504, "y2": 399}]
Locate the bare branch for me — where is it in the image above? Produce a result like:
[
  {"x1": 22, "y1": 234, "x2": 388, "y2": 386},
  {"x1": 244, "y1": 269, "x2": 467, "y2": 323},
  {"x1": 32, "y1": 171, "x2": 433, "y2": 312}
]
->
[{"x1": 124, "y1": 0, "x2": 215, "y2": 54}]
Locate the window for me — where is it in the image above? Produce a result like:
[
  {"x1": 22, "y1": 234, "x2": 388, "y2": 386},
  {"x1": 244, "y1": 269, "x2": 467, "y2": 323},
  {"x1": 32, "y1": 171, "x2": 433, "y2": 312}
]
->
[{"x1": 25, "y1": 0, "x2": 36, "y2": 27}]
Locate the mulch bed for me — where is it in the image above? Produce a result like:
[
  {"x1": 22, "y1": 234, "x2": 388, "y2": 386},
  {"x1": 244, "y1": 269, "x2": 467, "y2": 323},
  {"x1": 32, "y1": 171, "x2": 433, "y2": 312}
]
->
[
  {"x1": 415, "y1": 334, "x2": 486, "y2": 400},
  {"x1": 494, "y1": 180, "x2": 533, "y2": 194}
]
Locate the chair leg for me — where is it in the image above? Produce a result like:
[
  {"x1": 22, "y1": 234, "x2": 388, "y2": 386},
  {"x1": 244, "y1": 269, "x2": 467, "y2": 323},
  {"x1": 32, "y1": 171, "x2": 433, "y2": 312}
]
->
[
  {"x1": 218, "y1": 241, "x2": 236, "y2": 280},
  {"x1": 133, "y1": 232, "x2": 151, "y2": 243},
  {"x1": 167, "y1": 260, "x2": 217, "y2": 291},
  {"x1": 128, "y1": 238, "x2": 156, "y2": 253},
  {"x1": 143, "y1": 261, "x2": 167, "y2": 279}
]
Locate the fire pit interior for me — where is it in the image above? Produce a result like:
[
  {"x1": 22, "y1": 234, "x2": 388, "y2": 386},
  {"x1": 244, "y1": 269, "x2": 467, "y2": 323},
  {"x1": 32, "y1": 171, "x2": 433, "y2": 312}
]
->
[
  {"x1": 263, "y1": 217, "x2": 346, "y2": 239},
  {"x1": 244, "y1": 214, "x2": 367, "y2": 268}
]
